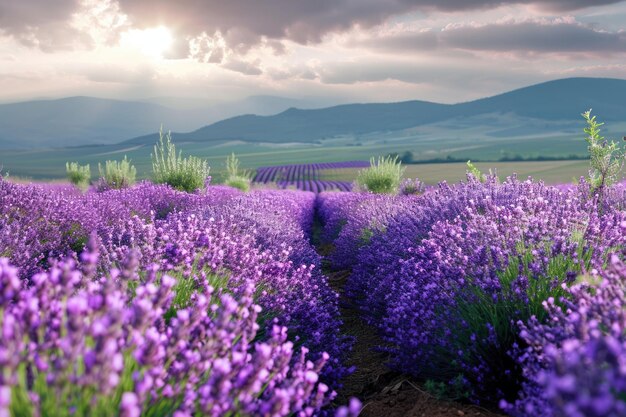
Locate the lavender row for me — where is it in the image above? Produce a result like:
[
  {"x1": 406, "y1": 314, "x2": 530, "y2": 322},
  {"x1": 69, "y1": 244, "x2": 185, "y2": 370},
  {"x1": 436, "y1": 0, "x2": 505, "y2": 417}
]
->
[
  {"x1": 276, "y1": 180, "x2": 353, "y2": 193},
  {"x1": 0, "y1": 178, "x2": 356, "y2": 416},
  {"x1": 317, "y1": 175, "x2": 626, "y2": 415},
  {"x1": 253, "y1": 161, "x2": 368, "y2": 184}
]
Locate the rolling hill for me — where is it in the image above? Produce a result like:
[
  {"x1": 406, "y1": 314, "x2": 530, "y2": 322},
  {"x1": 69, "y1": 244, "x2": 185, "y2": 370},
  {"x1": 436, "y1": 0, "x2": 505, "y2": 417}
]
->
[
  {"x1": 0, "y1": 97, "x2": 190, "y2": 149},
  {"x1": 123, "y1": 77, "x2": 626, "y2": 146}
]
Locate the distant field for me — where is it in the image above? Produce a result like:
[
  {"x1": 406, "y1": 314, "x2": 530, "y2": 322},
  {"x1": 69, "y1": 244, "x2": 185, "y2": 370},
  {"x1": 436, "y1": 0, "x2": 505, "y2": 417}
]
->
[
  {"x1": 4, "y1": 116, "x2": 624, "y2": 182},
  {"x1": 6, "y1": 159, "x2": 595, "y2": 187},
  {"x1": 0, "y1": 134, "x2": 591, "y2": 180},
  {"x1": 320, "y1": 160, "x2": 592, "y2": 185}
]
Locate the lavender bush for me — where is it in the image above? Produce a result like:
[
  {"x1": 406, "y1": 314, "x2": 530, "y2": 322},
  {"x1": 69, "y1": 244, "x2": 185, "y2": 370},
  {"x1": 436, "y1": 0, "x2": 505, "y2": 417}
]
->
[
  {"x1": 504, "y1": 254, "x2": 626, "y2": 417},
  {"x1": 0, "y1": 178, "x2": 356, "y2": 415},
  {"x1": 0, "y1": 242, "x2": 340, "y2": 416},
  {"x1": 318, "y1": 173, "x2": 626, "y2": 410}
]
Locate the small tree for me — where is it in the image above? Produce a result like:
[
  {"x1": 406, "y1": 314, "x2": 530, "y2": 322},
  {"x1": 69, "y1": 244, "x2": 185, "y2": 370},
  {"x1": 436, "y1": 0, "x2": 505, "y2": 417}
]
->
[
  {"x1": 354, "y1": 155, "x2": 405, "y2": 194},
  {"x1": 582, "y1": 109, "x2": 624, "y2": 198},
  {"x1": 97, "y1": 156, "x2": 136, "y2": 190},
  {"x1": 66, "y1": 162, "x2": 91, "y2": 189},
  {"x1": 152, "y1": 127, "x2": 211, "y2": 192},
  {"x1": 223, "y1": 153, "x2": 252, "y2": 192}
]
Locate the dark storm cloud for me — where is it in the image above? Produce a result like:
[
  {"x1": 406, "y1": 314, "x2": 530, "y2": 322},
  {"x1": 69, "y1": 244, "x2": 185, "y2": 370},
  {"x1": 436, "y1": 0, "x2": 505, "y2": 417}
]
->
[
  {"x1": 442, "y1": 21, "x2": 626, "y2": 52},
  {"x1": 0, "y1": 0, "x2": 78, "y2": 33},
  {"x1": 114, "y1": 0, "x2": 625, "y2": 50},
  {"x1": 1, "y1": 0, "x2": 624, "y2": 52},
  {"x1": 0, "y1": 0, "x2": 90, "y2": 50},
  {"x1": 359, "y1": 20, "x2": 626, "y2": 54}
]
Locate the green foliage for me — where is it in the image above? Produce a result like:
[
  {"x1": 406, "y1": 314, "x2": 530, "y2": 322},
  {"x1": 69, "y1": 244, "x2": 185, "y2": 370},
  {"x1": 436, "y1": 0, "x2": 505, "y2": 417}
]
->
[
  {"x1": 355, "y1": 155, "x2": 405, "y2": 194},
  {"x1": 224, "y1": 176, "x2": 251, "y2": 192},
  {"x1": 582, "y1": 109, "x2": 625, "y2": 195},
  {"x1": 151, "y1": 127, "x2": 211, "y2": 192},
  {"x1": 466, "y1": 160, "x2": 485, "y2": 182},
  {"x1": 424, "y1": 375, "x2": 470, "y2": 401},
  {"x1": 223, "y1": 153, "x2": 251, "y2": 192},
  {"x1": 98, "y1": 156, "x2": 136, "y2": 190},
  {"x1": 65, "y1": 162, "x2": 90, "y2": 189}
]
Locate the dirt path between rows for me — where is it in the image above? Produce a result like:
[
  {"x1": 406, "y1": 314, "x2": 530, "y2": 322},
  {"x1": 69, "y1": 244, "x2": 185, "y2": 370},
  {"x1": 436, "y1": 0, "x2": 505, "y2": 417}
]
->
[{"x1": 313, "y1": 221, "x2": 505, "y2": 417}]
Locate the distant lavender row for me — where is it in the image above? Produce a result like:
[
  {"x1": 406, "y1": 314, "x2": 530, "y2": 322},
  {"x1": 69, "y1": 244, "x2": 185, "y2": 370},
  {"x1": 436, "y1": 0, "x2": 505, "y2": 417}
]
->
[
  {"x1": 253, "y1": 161, "x2": 369, "y2": 184},
  {"x1": 276, "y1": 180, "x2": 353, "y2": 193}
]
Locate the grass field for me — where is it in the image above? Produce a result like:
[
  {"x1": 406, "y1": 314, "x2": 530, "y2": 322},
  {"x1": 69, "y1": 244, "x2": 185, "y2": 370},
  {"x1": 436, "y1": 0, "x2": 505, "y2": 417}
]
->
[
  {"x1": 8, "y1": 159, "x2": 595, "y2": 187},
  {"x1": 0, "y1": 134, "x2": 591, "y2": 180},
  {"x1": 319, "y1": 160, "x2": 592, "y2": 185}
]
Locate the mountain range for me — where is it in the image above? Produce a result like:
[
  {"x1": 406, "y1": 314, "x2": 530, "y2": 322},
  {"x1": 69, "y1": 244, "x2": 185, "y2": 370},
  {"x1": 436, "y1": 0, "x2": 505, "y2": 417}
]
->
[
  {"x1": 1, "y1": 77, "x2": 625, "y2": 150},
  {"x1": 0, "y1": 95, "x2": 334, "y2": 149}
]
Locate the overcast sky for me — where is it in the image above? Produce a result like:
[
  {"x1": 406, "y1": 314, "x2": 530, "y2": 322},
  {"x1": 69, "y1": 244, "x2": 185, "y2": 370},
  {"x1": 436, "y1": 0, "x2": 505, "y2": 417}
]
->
[{"x1": 0, "y1": 0, "x2": 625, "y2": 105}]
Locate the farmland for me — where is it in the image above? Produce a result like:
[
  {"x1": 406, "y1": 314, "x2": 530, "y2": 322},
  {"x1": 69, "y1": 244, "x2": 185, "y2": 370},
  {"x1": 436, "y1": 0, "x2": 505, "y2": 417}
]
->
[
  {"x1": 3, "y1": 151, "x2": 626, "y2": 416},
  {"x1": 3, "y1": 0, "x2": 626, "y2": 414},
  {"x1": 5, "y1": 116, "x2": 623, "y2": 182}
]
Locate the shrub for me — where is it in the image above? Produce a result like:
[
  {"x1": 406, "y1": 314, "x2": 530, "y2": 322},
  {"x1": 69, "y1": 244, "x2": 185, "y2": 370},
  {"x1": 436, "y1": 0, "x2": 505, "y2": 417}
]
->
[
  {"x1": 223, "y1": 153, "x2": 251, "y2": 192},
  {"x1": 582, "y1": 109, "x2": 625, "y2": 198},
  {"x1": 466, "y1": 160, "x2": 486, "y2": 182},
  {"x1": 354, "y1": 155, "x2": 405, "y2": 194},
  {"x1": 97, "y1": 156, "x2": 136, "y2": 190},
  {"x1": 151, "y1": 127, "x2": 211, "y2": 192},
  {"x1": 65, "y1": 162, "x2": 90, "y2": 189}
]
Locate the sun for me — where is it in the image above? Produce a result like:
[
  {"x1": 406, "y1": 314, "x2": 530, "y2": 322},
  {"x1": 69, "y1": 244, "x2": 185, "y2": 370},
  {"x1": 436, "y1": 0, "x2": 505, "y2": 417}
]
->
[{"x1": 120, "y1": 26, "x2": 173, "y2": 58}]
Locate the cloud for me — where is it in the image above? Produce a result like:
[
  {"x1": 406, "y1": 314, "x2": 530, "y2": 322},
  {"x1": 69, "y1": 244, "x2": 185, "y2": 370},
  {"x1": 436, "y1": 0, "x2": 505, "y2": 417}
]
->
[
  {"x1": 441, "y1": 19, "x2": 626, "y2": 53},
  {"x1": 2, "y1": 0, "x2": 624, "y2": 53},
  {"x1": 222, "y1": 58, "x2": 263, "y2": 76},
  {"x1": 0, "y1": 0, "x2": 88, "y2": 50},
  {"x1": 356, "y1": 18, "x2": 626, "y2": 55}
]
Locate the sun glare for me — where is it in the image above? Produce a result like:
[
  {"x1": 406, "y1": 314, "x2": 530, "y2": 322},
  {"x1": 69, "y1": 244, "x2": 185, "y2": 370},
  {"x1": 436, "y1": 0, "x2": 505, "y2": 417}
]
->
[{"x1": 120, "y1": 26, "x2": 173, "y2": 58}]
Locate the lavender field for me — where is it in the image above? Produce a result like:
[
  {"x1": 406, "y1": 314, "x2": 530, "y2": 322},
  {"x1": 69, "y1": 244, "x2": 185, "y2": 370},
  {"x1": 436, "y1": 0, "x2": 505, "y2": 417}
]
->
[
  {"x1": 2, "y1": 163, "x2": 626, "y2": 416},
  {"x1": 2, "y1": 0, "x2": 626, "y2": 415},
  {"x1": 252, "y1": 161, "x2": 370, "y2": 192}
]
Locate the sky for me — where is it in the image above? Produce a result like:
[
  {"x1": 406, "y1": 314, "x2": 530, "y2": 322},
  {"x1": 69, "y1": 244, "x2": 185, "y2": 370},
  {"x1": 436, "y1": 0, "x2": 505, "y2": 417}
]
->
[{"x1": 0, "y1": 0, "x2": 625, "y2": 105}]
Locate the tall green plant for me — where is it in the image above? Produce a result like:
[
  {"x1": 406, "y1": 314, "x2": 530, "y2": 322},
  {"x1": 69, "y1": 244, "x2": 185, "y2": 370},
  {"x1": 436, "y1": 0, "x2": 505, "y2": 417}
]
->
[
  {"x1": 355, "y1": 155, "x2": 405, "y2": 194},
  {"x1": 223, "y1": 153, "x2": 251, "y2": 192},
  {"x1": 98, "y1": 156, "x2": 136, "y2": 190},
  {"x1": 65, "y1": 162, "x2": 91, "y2": 189},
  {"x1": 151, "y1": 127, "x2": 211, "y2": 192},
  {"x1": 582, "y1": 109, "x2": 625, "y2": 196}
]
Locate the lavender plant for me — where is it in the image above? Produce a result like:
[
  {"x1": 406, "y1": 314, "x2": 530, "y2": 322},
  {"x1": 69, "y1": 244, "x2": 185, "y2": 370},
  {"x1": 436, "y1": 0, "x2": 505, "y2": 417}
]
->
[
  {"x1": 0, "y1": 178, "x2": 352, "y2": 397},
  {"x1": 398, "y1": 178, "x2": 425, "y2": 195},
  {"x1": 0, "y1": 246, "x2": 340, "y2": 416},
  {"x1": 505, "y1": 254, "x2": 626, "y2": 416},
  {"x1": 319, "y1": 174, "x2": 626, "y2": 409}
]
